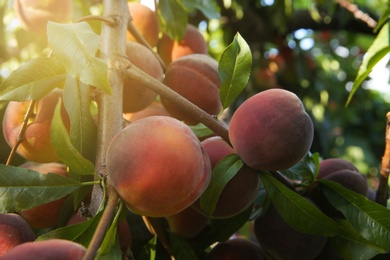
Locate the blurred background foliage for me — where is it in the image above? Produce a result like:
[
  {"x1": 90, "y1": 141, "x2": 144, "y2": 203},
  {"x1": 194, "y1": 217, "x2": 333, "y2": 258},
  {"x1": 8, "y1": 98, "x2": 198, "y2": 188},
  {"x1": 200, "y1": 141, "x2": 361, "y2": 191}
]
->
[{"x1": 0, "y1": 0, "x2": 389, "y2": 189}]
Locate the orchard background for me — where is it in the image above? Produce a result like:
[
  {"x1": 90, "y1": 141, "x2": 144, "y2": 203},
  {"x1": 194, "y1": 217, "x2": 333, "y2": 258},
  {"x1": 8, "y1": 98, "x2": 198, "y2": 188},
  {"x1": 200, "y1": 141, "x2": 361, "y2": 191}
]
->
[{"x1": 0, "y1": 0, "x2": 389, "y2": 259}]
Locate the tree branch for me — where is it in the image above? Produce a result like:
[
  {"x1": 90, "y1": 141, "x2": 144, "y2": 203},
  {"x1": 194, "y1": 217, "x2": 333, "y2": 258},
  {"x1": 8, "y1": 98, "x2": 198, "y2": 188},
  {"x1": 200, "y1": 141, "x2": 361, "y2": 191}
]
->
[{"x1": 377, "y1": 112, "x2": 390, "y2": 206}]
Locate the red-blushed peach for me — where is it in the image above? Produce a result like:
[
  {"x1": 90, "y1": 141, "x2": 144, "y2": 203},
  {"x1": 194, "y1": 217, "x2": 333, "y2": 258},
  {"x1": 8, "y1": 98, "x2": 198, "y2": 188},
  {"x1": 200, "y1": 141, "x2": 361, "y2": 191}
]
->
[
  {"x1": 192, "y1": 136, "x2": 260, "y2": 218},
  {"x1": 18, "y1": 162, "x2": 69, "y2": 229},
  {"x1": 229, "y1": 89, "x2": 314, "y2": 171},
  {"x1": 160, "y1": 54, "x2": 221, "y2": 125},
  {"x1": 2, "y1": 89, "x2": 70, "y2": 163},
  {"x1": 14, "y1": 0, "x2": 72, "y2": 34},
  {"x1": 0, "y1": 213, "x2": 36, "y2": 256},
  {"x1": 123, "y1": 101, "x2": 171, "y2": 122},
  {"x1": 157, "y1": 24, "x2": 208, "y2": 65},
  {"x1": 0, "y1": 239, "x2": 86, "y2": 260},
  {"x1": 106, "y1": 116, "x2": 211, "y2": 217},
  {"x1": 205, "y1": 238, "x2": 266, "y2": 260},
  {"x1": 165, "y1": 206, "x2": 209, "y2": 239},
  {"x1": 317, "y1": 158, "x2": 359, "y2": 179},
  {"x1": 127, "y1": 2, "x2": 160, "y2": 47},
  {"x1": 123, "y1": 41, "x2": 163, "y2": 113}
]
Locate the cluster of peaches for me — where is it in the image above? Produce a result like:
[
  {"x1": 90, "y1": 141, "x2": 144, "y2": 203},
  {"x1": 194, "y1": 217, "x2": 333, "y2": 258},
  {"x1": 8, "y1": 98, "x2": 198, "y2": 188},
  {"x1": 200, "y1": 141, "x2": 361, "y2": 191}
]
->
[{"x1": 0, "y1": 1, "x2": 375, "y2": 259}]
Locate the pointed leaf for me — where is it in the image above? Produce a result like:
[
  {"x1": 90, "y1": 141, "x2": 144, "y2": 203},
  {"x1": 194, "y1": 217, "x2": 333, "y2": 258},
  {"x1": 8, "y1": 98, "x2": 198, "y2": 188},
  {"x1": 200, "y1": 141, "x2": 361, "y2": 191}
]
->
[
  {"x1": 374, "y1": 6, "x2": 390, "y2": 33},
  {"x1": 280, "y1": 152, "x2": 319, "y2": 184},
  {"x1": 190, "y1": 123, "x2": 214, "y2": 139},
  {"x1": 261, "y1": 173, "x2": 340, "y2": 236},
  {"x1": 98, "y1": 202, "x2": 124, "y2": 255},
  {"x1": 157, "y1": 0, "x2": 188, "y2": 40},
  {"x1": 0, "y1": 57, "x2": 66, "y2": 101},
  {"x1": 199, "y1": 154, "x2": 244, "y2": 217},
  {"x1": 321, "y1": 180, "x2": 390, "y2": 250},
  {"x1": 47, "y1": 22, "x2": 110, "y2": 93},
  {"x1": 0, "y1": 164, "x2": 81, "y2": 212},
  {"x1": 346, "y1": 23, "x2": 390, "y2": 106},
  {"x1": 219, "y1": 33, "x2": 252, "y2": 110},
  {"x1": 169, "y1": 232, "x2": 198, "y2": 259},
  {"x1": 182, "y1": 0, "x2": 220, "y2": 19},
  {"x1": 50, "y1": 100, "x2": 96, "y2": 176}
]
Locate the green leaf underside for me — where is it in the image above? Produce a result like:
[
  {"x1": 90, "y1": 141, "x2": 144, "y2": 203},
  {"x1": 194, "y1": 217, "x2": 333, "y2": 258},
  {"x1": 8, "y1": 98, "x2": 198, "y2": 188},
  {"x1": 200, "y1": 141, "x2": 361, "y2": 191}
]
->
[
  {"x1": 0, "y1": 164, "x2": 81, "y2": 212},
  {"x1": 47, "y1": 22, "x2": 110, "y2": 93},
  {"x1": 190, "y1": 123, "x2": 214, "y2": 138},
  {"x1": 261, "y1": 173, "x2": 340, "y2": 236},
  {"x1": 199, "y1": 154, "x2": 244, "y2": 216},
  {"x1": 50, "y1": 100, "x2": 96, "y2": 176},
  {"x1": 321, "y1": 180, "x2": 390, "y2": 250},
  {"x1": 182, "y1": 0, "x2": 220, "y2": 19},
  {"x1": 158, "y1": 0, "x2": 188, "y2": 41},
  {"x1": 346, "y1": 23, "x2": 390, "y2": 105},
  {"x1": 219, "y1": 32, "x2": 252, "y2": 110},
  {"x1": 280, "y1": 152, "x2": 319, "y2": 183},
  {"x1": 0, "y1": 57, "x2": 66, "y2": 101}
]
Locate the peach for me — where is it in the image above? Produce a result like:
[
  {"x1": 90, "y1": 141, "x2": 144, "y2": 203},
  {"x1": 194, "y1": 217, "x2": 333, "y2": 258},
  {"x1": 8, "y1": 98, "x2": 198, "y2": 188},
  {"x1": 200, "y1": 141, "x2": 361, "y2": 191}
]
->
[
  {"x1": 1, "y1": 239, "x2": 86, "y2": 260},
  {"x1": 123, "y1": 41, "x2": 163, "y2": 113},
  {"x1": 317, "y1": 158, "x2": 359, "y2": 179},
  {"x1": 160, "y1": 54, "x2": 222, "y2": 125},
  {"x1": 192, "y1": 136, "x2": 260, "y2": 218},
  {"x1": 2, "y1": 89, "x2": 70, "y2": 163},
  {"x1": 0, "y1": 213, "x2": 36, "y2": 256},
  {"x1": 106, "y1": 116, "x2": 211, "y2": 217},
  {"x1": 165, "y1": 206, "x2": 209, "y2": 239},
  {"x1": 205, "y1": 238, "x2": 266, "y2": 260},
  {"x1": 127, "y1": 2, "x2": 160, "y2": 47},
  {"x1": 18, "y1": 162, "x2": 69, "y2": 229},
  {"x1": 123, "y1": 101, "x2": 171, "y2": 122},
  {"x1": 14, "y1": 0, "x2": 72, "y2": 34},
  {"x1": 157, "y1": 24, "x2": 208, "y2": 65},
  {"x1": 229, "y1": 89, "x2": 314, "y2": 171}
]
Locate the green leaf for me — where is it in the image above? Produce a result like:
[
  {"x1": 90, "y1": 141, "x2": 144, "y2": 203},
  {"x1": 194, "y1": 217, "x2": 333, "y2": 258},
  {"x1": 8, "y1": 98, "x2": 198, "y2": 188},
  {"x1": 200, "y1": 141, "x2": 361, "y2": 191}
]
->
[
  {"x1": 280, "y1": 152, "x2": 319, "y2": 184},
  {"x1": 50, "y1": 100, "x2": 96, "y2": 176},
  {"x1": 190, "y1": 123, "x2": 214, "y2": 139},
  {"x1": 0, "y1": 57, "x2": 66, "y2": 101},
  {"x1": 0, "y1": 164, "x2": 81, "y2": 212},
  {"x1": 199, "y1": 154, "x2": 244, "y2": 217},
  {"x1": 321, "y1": 180, "x2": 390, "y2": 250},
  {"x1": 374, "y1": 6, "x2": 390, "y2": 33},
  {"x1": 157, "y1": 0, "x2": 188, "y2": 41},
  {"x1": 346, "y1": 23, "x2": 390, "y2": 106},
  {"x1": 261, "y1": 173, "x2": 340, "y2": 236},
  {"x1": 47, "y1": 22, "x2": 110, "y2": 93},
  {"x1": 170, "y1": 232, "x2": 199, "y2": 259},
  {"x1": 218, "y1": 33, "x2": 252, "y2": 110},
  {"x1": 182, "y1": 0, "x2": 220, "y2": 19}
]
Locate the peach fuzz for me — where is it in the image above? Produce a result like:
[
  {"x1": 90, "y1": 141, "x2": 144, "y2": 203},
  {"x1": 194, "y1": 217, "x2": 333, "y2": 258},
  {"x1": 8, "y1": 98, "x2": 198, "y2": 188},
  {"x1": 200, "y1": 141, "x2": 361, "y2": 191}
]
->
[
  {"x1": 229, "y1": 88, "x2": 314, "y2": 171},
  {"x1": 106, "y1": 116, "x2": 211, "y2": 217},
  {"x1": 157, "y1": 24, "x2": 208, "y2": 65}
]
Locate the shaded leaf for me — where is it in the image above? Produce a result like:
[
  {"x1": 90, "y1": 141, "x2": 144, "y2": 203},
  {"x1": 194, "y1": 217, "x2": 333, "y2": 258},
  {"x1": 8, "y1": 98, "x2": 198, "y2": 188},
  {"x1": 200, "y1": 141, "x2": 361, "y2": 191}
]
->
[
  {"x1": 199, "y1": 154, "x2": 244, "y2": 217},
  {"x1": 261, "y1": 172, "x2": 340, "y2": 236},
  {"x1": 219, "y1": 33, "x2": 252, "y2": 110},
  {"x1": 50, "y1": 100, "x2": 96, "y2": 176},
  {"x1": 0, "y1": 57, "x2": 66, "y2": 101},
  {"x1": 0, "y1": 164, "x2": 81, "y2": 212},
  {"x1": 157, "y1": 0, "x2": 188, "y2": 41},
  {"x1": 374, "y1": 6, "x2": 390, "y2": 33},
  {"x1": 47, "y1": 22, "x2": 110, "y2": 93},
  {"x1": 170, "y1": 232, "x2": 199, "y2": 259},
  {"x1": 182, "y1": 0, "x2": 220, "y2": 19},
  {"x1": 190, "y1": 123, "x2": 214, "y2": 139},
  {"x1": 280, "y1": 152, "x2": 319, "y2": 184},
  {"x1": 321, "y1": 180, "x2": 390, "y2": 250}
]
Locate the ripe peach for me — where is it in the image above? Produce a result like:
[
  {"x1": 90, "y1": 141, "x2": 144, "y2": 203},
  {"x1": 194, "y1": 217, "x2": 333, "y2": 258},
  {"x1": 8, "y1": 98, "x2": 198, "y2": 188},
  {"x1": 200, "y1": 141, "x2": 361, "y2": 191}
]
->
[
  {"x1": 123, "y1": 41, "x2": 163, "y2": 113},
  {"x1": 106, "y1": 116, "x2": 211, "y2": 217},
  {"x1": 192, "y1": 136, "x2": 260, "y2": 218},
  {"x1": 205, "y1": 238, "x2": 266, "y2": 260},
  {"x1": 18, "y1": 162, "x2": 69, "y2": 229},
  {"x1": 157, "y1": 24, "x2": 208, "y2": 65},
  {"x1": 14, "y1": 0, "x2": 72, "y2": 34},
  {"x1": 0, "y1": 213, "x2": 36, "y2": 256},
  {"x1": 165, "y1": 206, "x2": 209, "y2": 239},
  {"x1": 229, "y1": 89, "x2": 314, "y2": 171},
  {"x1": 317, "y1": 158, "x2": 359, "y2": 179},
  {"x1": 123, "y1": 101, "x2": 171, "y2": 122},
  {"x1": 127, "y1": 2, "x2": 160, "y2": 47},
  {"x1": 160, "y1": 54, "x2": 222, "y2": 125},
  {"x1": 1, "y1": 239, "x2": 86, "y2": 260},
  {"x1": 254, "y1": 203, "x2": 327, "y2": 260},
  {"x1": 2, "y1": 89, "x2": 70, "y2": 163}
]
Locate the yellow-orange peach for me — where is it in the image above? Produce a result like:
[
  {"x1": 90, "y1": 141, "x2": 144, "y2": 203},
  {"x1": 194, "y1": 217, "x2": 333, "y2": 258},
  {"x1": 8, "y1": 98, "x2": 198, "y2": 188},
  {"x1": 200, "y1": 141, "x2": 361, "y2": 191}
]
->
[
  {"x1": 123, "y1": 101, "x2": 171, "y2": 122},
  {"x1": 160, "y1": 54, "x2": 221, "y2": 125},
  {"x1": 123, "y1": 41, "x2": 163, "y2": 113},
  {"x1": 106, "y1": 116, "x2": 211, "y2": 217},
  {"x1": 229, "y1": 89, "x2": 314, "y2": 171},
  {"x1": 157, "y1": 24, "x2": 208, "y2": 65}
]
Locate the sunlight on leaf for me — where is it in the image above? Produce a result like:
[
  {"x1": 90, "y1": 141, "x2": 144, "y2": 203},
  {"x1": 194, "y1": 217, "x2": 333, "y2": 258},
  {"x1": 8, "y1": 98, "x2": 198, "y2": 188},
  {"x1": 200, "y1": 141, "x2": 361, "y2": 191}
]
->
[{"x1": 157, "y1": 0, "x2": 187, "y2": 40}]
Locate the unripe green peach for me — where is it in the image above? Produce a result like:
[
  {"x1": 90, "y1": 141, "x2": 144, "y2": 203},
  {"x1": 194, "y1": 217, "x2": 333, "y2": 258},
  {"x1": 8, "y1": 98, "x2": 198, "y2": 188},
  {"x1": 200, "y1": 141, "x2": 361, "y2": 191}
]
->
[
  {"x1": 123, "y1": 41, "x2": 163, "y2": 113},
  {"x1": 106, "y1": 116, "x2": 211, "y2": 217},
  {"x1": 229, "y1": 89, "x2": 314, "y2": 171},
  {"x1": 161, "y1": 54, "x2": 222, "y2": 125},
  {"x1": 157, "y1": 24, "x2": 208, "y2": 65}
]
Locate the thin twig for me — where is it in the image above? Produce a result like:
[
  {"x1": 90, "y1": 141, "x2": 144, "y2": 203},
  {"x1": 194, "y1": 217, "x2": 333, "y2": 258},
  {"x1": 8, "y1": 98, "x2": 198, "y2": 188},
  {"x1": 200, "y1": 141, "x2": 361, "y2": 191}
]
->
[
  {"x1": 142, "y1": 216, "x2": 174, "y2": 259},
  {"x1": 337, "y1": 0, "x2": 377, "y2": 29},
  {"x1": 377, "y1": 112, "x2": 390, "y2": 206}
]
